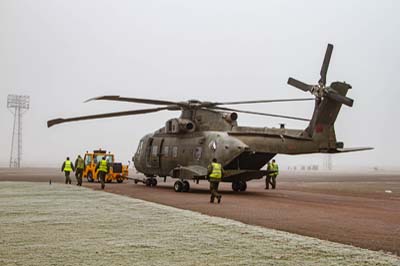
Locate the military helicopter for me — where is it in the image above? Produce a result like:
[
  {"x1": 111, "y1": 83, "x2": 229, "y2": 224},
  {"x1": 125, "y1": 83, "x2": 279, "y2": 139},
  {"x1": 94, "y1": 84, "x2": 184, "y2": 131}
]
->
[{"x1": 48, "y1": 44, "x2": 372, "y2": 192}]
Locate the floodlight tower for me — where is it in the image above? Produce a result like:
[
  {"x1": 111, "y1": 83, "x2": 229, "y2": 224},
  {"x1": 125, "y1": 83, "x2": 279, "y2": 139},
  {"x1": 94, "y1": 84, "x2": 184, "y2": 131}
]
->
[
  {"x1": 7, "y1": 95, "x2": 30, "y2": 168},
  {"x1": 323, "y1": 154, "x2": 332, "y2": 170}
]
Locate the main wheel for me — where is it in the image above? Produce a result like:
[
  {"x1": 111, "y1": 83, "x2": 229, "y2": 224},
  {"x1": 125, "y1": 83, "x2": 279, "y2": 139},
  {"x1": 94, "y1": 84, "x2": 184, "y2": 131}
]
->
[
  {"x1": 151, "y1": 178, "x2": 158, "y2": 187},
  {"x1": 174, "y1": 180, "x2": 183, "y2": 192},
  {"x1": 239, "y1": 181, "x2": 247, "y2": 192},
  {"x1": 232, "y1": 181, "x2": 240, "y2": 192},
  {"x1": 87, "y1": 172, "x2": 94, "y2": 183},
  {"x1": 182, "y1": 180, "x2": 190, "y2": 192}
]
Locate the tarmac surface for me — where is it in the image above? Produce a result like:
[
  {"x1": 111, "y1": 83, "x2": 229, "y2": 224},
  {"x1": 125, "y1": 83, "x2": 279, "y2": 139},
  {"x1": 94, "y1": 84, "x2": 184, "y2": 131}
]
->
[{"x1": 1, "y1": 167, "x2": 399, "y2": 255}]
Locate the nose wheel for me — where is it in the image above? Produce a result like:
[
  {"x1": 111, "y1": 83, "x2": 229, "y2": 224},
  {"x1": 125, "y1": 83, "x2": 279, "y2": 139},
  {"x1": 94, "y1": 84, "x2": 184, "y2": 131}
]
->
[{"x1": 232, "y1": 180, "x2": 247, "y2": 192}]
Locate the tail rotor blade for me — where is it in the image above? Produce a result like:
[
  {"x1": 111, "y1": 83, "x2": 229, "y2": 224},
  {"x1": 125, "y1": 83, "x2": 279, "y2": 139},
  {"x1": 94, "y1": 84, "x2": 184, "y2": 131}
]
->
[
  {"x1": 287, "y1": 77, "x2": 313, "y2": 92},
  {"x1": 319, "y1": 43, "x2": 334, "y2": 86},
  {"x1": 326, "y1": 90, "x2": 354, "y2": 107}
]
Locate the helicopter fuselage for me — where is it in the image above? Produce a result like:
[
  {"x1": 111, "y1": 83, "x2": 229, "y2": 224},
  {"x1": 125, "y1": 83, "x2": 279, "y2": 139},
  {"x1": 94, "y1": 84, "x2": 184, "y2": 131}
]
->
[{"x1": 132, "y1": 107, "x2": 327, "y2": 183}]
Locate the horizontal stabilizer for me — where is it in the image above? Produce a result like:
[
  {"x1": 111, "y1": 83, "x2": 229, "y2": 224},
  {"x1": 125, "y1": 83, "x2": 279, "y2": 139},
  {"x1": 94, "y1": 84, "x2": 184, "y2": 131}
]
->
[{"x1": 335, "y1": 147, "x2": 374, "y2": 153}]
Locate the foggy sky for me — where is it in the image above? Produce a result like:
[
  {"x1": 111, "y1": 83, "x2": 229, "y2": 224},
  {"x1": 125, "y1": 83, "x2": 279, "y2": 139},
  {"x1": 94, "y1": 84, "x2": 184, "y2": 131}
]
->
[{"x1": 1, "y1": 0, "x2": 399, "y2": 168}]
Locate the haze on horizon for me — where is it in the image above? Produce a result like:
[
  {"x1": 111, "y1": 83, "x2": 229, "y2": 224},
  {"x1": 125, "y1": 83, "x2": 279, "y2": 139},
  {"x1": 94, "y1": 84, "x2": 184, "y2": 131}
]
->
[{"x1": 0, "y1": 0, "x2": 399, "y2": 169}]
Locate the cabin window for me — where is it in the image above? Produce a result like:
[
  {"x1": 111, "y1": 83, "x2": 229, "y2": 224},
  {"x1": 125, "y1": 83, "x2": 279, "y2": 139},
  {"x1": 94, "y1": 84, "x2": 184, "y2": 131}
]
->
[
  {"x1": 94, "y1": 155, "x2": 104, "y2": 164},
  {"x1": 84, "y1": 155, "x2": 92, "y2": 165},
  {"x1": 105, "y1": 155, "x2": 113, "y2": 163},
  {"x1": 193, "y1": 147, "x2": 202, "y2": 160},
  {"x1": 163, "y1": 146, "x2": 169, "y2": 156},
  {"x1": 152, "y1": 145, "x2": 158, "y2": 156},
  {"x1": 172, "y1": 146, "x2": 178, "y2": 158}
]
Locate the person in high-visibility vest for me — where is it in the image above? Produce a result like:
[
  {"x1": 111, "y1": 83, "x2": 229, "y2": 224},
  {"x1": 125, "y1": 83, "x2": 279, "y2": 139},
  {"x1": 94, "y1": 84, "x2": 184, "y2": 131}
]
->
[
  {"x1": 61, "y1": 157, "x2": 75, "y2": 184},
  {"x1": 265, "y1": 159, "x2": 279, "y2": 189},
  {"x1": 207, "y1": 158, "x2": 224, "y2": 204},
  {"x1": 96, "y1": 156, "x2": 109, "y2": 190},
  {"x1": 74, "y1": 155, "x2": 85, "y2": 186}
]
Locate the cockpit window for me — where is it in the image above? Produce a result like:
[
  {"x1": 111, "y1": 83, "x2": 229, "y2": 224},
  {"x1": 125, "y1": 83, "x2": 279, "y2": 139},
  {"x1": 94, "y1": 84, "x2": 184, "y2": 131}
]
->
[{"x1": 137, "y1": 140, "x2": 144, "y2": 154}]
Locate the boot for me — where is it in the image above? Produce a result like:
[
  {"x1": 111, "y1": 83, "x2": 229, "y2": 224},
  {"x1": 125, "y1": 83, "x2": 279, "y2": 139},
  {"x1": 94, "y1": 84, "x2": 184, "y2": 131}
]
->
[
  {"x1": 217, "y1": 195, "x2": 221, "y2": 204},
  {"x1": 210, "y1": 196, "x2": 214, "y2": 203}
]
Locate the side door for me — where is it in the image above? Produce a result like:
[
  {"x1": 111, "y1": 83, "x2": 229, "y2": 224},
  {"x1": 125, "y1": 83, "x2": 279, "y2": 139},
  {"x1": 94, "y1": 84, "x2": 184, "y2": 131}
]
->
[{"x1": 149, "y1": 137, "x2": 164, "y2": 169}]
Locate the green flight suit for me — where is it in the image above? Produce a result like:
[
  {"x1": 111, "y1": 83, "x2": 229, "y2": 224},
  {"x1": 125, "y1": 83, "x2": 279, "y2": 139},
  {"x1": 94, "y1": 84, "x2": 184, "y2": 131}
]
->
[{"x1": 75, "y1": 157, "x2": 85, "y2": 186}]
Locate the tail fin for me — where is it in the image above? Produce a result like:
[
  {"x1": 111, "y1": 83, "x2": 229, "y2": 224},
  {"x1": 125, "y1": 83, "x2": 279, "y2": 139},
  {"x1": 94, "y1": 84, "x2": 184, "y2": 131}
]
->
[{"x1": 304, "y1": 82, "x2": 352, "y2": 151}]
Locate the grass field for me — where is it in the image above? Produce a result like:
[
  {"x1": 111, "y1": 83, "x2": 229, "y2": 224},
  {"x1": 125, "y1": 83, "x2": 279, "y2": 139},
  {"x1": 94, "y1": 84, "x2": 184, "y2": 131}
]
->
[{"x1": 0, "y1": 182, "x2": 398, "y2": 266}]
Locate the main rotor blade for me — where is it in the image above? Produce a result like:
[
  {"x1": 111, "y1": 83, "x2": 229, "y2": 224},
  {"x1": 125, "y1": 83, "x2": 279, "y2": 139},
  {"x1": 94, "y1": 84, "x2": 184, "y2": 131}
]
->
[
  {"x1": 326, "y1": 90, "x2": 354, "y2": 107},
  {"x1": 211, "y1": 106, "x2": 310, "y2": 122},
  {"x1": 287, "y1": 77, "x2": 313, "y2": 92},
  {"x1": 85, "y1": 95, "x2": 178, "y2": 106},
  {"x1": 212, "y1": 98, "x2": 315, "y2": 106},
  {"x1": 47, "y1": 106, "x2": 176, "y2": 128},
  {"x1": 319, "y1": 43, "x2": 334, "y2": 86}
]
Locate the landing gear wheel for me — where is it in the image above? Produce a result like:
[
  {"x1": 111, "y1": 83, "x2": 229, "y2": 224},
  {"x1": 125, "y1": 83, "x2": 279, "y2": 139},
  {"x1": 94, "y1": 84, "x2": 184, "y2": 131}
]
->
[
  {"x1": 239, "y1": 181, "x2": 247, "y2": 192},
  {"x1": 134, "y1": 180, "x2": 138, "y2": 184},
  {"x1": 106, "y1": 179, "x2": 112, "y2": 183},
  {"x1": 145, "y1": 178, "x2": 152, "y2": 187},
  {"x1": 182, "y1": 181, "x2": 190, "y2": 192},
  {"x1": 174, "y1": 180, "x2": 183, "y2": 192},
  {"x1": 232, "y1": 181, "x2": 240, "y2": 192},
  {"x1": 87, "y1": 172, "x2": 94, "y2": 183},
  {"x1": 151, "y1": 178, "x2": 157, "y2": 187}
]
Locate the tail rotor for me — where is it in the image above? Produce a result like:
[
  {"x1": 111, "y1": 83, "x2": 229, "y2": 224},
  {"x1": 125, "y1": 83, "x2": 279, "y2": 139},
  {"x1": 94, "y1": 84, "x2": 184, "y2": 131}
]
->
[{"x1": 287, "y1": 44, "x2": 354, "y2": 107}]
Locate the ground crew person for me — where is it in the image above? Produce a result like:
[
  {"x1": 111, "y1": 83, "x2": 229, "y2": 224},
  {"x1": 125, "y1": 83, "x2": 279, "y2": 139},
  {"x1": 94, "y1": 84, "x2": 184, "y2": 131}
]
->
[
  {"x1": 207, "y1": 158, "x2": 223, "y2": 204},
  {"x1": 265, "y1": 159, "x2": 279, "y2": 189},
  {"x1": 74, "y1": 155, "x2": 85, "y2": 186},
  {"x1": 96, "y1": 156, "x2": 109, "y2": 190},
  {"x1": 61, "y1": 157, "x2": 75, "y2": 184}
]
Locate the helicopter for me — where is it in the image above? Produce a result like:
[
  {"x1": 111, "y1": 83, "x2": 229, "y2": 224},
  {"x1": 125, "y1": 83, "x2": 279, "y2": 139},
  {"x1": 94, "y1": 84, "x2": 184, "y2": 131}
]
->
[{"x1": 48, "y1": 44, "x2": 372, "y2": 192}]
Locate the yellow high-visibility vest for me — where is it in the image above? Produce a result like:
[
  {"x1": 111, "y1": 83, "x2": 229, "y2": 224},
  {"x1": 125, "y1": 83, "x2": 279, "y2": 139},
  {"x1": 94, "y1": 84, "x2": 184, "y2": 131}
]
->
[
  {"x1": 267, "y1": 162, "x2": 278, "y2": 177},
  {"x1": 64, "y1": 160, "x2": 72, "y2": 172},
  {"x1": 209, "y1": 163, "x2": 222, "y2": 180},
  {"x1": 99, "y1": 159, "x2": 108, "y2": 173},
  {"x1": 273, "y1": 163, "x2": 279, "y2": 175}
]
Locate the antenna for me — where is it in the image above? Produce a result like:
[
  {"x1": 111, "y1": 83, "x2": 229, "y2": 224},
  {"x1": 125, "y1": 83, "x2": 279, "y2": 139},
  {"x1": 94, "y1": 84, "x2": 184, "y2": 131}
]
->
[{"x1": 7, "y1": 95, "x2": 30, "y2": 168}]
